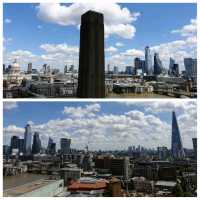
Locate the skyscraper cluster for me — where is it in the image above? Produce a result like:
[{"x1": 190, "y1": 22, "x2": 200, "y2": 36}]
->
[{"x1": 6, "y1": 123, "x2": 73, "y2": 156}]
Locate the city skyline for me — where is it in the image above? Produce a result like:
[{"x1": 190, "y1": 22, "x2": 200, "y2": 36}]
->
[
  {"x1": 3, "y1": 101, "x2": 196, "y2": 150},
  {"x1": 3, "y1": 3, "x2": 197, "y2": 71}
]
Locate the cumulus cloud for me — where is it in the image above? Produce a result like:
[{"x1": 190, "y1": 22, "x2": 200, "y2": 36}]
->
[
  {"x1": 37, "y1": 3, "x2": 140, "y2": 39},
  {"x1": 40, "y1": 43, "x2": 78, "y2": 54},
  {"x1": 115, "y1": 42, "x2": 124, "y2": 47},
  {"x1": 105, "y1": 46, "x2": 118, "y2": 53},
  {"x1": 62, "y1": 103, "x2": 101, "y2": 118},
  {"x1": 3, "y1": 102, "x2": 18, "y2": 110},
  {"x1": 171, "y1": 18, "x2": 197, "y2": 37},
  {"x1": 3, "y1": 102, "x2": 196, "y2": 150}
]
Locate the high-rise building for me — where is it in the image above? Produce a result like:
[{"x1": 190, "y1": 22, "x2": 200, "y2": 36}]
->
[
  {"x1": 154, "y1": 53, "x2": 163, "y2": 75},
  {"x1": 145, "y1": 46, "x2": 152, "y2": 74},
  {"x1": 113, "y1": 66, "x2": 119, "y2": 74},
  {"x1": 18, "y1": 139, "x2": 24, "y2": 154},
  {"x1": 107, "y1": 64, "x2": 110, "y2": 73},
  {"x1": 47, "y1": 137, "x2": 53, "y2": 153},
  {"x1": 10, "y1": 136, "x2": 19, "y2": 152},
  {"x1": 134, "y1": 58, "x2": 145, "y2": 75},
  {"x1": 60, "y1": 138, "x2": 71, "y2": 154},
  {"x1": 171, "y1": 111, "x2": 185, "y2": 159},
  {"x1": 184, "y1": 58, "x2": 197, "y2": 79},
  {"x1": 24, "y1": 124, "x2": 32, "y2": 155},
  {"x1": 3, "y1": 64, "x2": 6, "y2": 73},
  {"x1": 125, "y1": 66, "x2": 134, "y2": 75},
  {"x1": 27, "y1": 63, "x2": 32, "y2": 74},
  {"x1": 192, "y1": 138, "x2": 197, "y2": 160},
  {"x1": 169, "y1": 58, "x2": 174, "y2": 73},
  {"x1": 32, "y1": 132, "x2": 41, "y2": 154},
  {"x1": 169, "y1": 57, "x2": 175, "y2": 75},
  {"x1": 47, "y1": 137, "x2": 56, "y2": 155},
  {"x1": 3, "y1": 145, "x2": 10, "y2": 156},
  {"x1": 77, "y1": 11, "x2": 105, "y2": 98},
  {"x1": 64, "y1": 65, "x2": 68, "y2": 74},
  {"x1": 43, "y1": 64, "x2": 47, "y2": 74},
  {"x1": 50, "y1": 143, "x2": 56, "y2": 155},
  {"x1": 172, "y1": 64, "x2": 179, "y2": 77},
  {"x1": 141, "y1": 60, "x2": 146, "y2": 73},
  {"x1": 69, "y1": 65, "x2": 74, "y2": 73}
]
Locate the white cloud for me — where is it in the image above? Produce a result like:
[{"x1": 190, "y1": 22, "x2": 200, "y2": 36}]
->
[
  {"x1": 37, "y1": 3, "x2": 140, "y2": 39},
  {"x1": 171, "y1": 18, "x2": 197, "y2": 37},
  {"x1": 63, "y1": 103, "x2": 101, "y2": 118},
  {"x1": 3, "y1": 102, "x2": 18, "y2": 110},
  {"x1": 40, "y1": 43, "x2": 78, "y2": 54},
  {"x1": 144, "y1": 101, "x2": 196, "y2": 114},
  {"x1": 5, "y1": 18, "x2": 12, "y2": 24},
  {"x1": 122, "y1": 48, "x2": 144, "y2": 57},
  {"x1": 115, "y1": 42, "x2": 124, "y2": 47},
  {"x1": 105, "y1": 46, "x2": 118, "y2": 53}
]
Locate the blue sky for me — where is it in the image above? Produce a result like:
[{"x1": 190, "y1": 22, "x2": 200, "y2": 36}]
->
[
  {"x1": 3, "y1": 3, "x2": 197, "y2": 71},
  {"x1": 3, "y1": 101, "x2": 196, "y2": 150}
]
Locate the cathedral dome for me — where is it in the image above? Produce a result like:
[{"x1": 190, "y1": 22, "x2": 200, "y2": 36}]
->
[{"x1": 10, "y1": 59, "x2": 20, "y2": 74}]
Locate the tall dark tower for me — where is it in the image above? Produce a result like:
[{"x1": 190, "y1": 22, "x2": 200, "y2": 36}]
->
[
  {"x1": 77, "y1": 10, "x2": 105, "y2": 98},
  {"x1": 171, "y1": 111, "x2": 185, "y2": 159}
]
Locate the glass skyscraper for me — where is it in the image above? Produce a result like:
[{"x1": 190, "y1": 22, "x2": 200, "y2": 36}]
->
[
  {"x1": 145, "y1": 46, "x2": 152, "y2": 75},
  {"x1": 171, "y1": 111, "x2": 185, "y2": 159},
  {"x1": 32, "y1": 132, "x2": 41, "y2": 154},
  {"x1": 184, "y1": 58, "x2": 197, "y2": 78},
  {"x1": 60, "y1": 138, "x2": 71, "y2": 154},
  {"x1": 154, "y1": 53, "x2": 163, "y2": 75},
  {"x1": 24, "y1": 124, "x2": 32, "y2": 155}
]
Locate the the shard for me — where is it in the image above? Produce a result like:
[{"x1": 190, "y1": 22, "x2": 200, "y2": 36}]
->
[{"x1": 171, "y1": 111, "x2": 185, "y2": 159}]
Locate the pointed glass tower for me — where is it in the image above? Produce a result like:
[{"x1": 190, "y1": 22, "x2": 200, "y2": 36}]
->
[{"x1": 171, "y1": 111, "x2": 185, "y2": 159}]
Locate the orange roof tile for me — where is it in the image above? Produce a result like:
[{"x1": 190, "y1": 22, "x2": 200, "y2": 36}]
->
[{"x1": 68, "y1": 180, "x2": 108, "y2": 191}]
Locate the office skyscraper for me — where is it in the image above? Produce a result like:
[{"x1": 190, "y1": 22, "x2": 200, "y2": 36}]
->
[
  {"x1": 32, "y1": 132, "x2": 41, "y2": 154},
  {"x1": 169, "y1": 57, "x2": 175, "y2": 75},
  {"x1": 113, "y1": 66, "x2": 119, "y2": 74},
  {"x1": 47, "y1": 137, "x2": 53, "y2": 153},
  {"x1": 77, "y1": 11, "x2": 105, "y2": 98},
  {"x1": 24, "y1": 124, "x2": 32, "y2": 155},
  {"x1": 184, "y1": 58, "x2": 197, "y2": 78},
  {"x1": 27, "y1": 63, "x2": 32, "y2": 74},
  {"x1": 18, "y1": 139, "x2": 24, "y2": 154},
  {"x1": 154, "y1": 53, "x2": 163, "y2": 75},
  {"x1": 64, "y1": 65, "x2": 68, "y2": 74},
  {"x1": 171, "y1": 111, "x2": 185, "y2": 159},
  {"x1": 145, "y1": 46, "x2": 152, "y2": 74},
  {"x1": 125, "y1": 66, "x2": 134, "y2": 75},
  {"x1": 10, "y1": 136, "x2": 19, "y2": 152},
  {"x1": 60, "y1": 138, "x2": 71, "y2": 154}
]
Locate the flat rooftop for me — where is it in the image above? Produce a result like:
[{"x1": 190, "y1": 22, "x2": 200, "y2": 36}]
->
[
  {"x1": 4, "y1": 179, "x2": 58, "y2": 197},
  {"x1": 155, "y1": 181, "x2": 176, "y2": 187}
]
